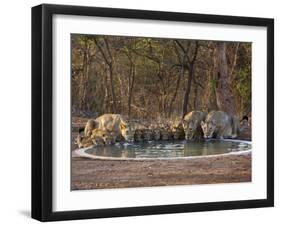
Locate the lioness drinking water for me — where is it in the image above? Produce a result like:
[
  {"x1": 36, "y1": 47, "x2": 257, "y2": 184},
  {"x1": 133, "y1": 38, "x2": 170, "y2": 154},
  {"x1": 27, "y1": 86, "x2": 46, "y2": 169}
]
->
[
  {"x1": 200, "y1": 111, "x2": 240, "y2": 139},
  {"x1": 182, "y1": 111, "x2": 207, "y2": 140}
]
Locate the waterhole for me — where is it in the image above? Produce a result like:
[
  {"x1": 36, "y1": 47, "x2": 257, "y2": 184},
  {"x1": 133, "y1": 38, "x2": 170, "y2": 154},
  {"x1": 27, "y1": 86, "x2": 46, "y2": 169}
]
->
[{"x1": 83, "y1": 140, "x2": 251, "y2": 159}]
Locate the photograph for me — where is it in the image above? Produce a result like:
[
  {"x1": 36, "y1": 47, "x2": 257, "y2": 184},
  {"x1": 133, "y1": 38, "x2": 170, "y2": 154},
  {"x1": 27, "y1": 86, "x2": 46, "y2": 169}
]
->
[
  {"x1": 31, "y1": 3, "x2": 274, "y2": 221},
  {"x1": 71, "y1": 34, "x2": 252, "y2": 190}
]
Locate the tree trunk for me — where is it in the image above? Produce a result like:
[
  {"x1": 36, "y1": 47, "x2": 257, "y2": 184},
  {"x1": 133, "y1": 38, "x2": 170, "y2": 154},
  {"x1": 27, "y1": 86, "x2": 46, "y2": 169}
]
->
[
  {"x1": 182, "y1": 67, "x2": 193, "y2": 117},
  {"x1": 193, "y1": 82, "x2": 198, "y2": 109},
  {"x1": 168, "y1": 72, "x2": 181, "y2": 117},
  {"x1": 207, "y1": 78, "x2": 219, "y2": 111},
  {"x1": 229, "y1": 43, "x2": 240, "y2": 78},
  {"x1": 206, "y1": 52, "x2": 219, "y2": 111},
  {"x1": 102, "y1": 73, "x2": 110, "y2": 113},
  {"x1": 93, "y1": 37, "x2": 117, "y2": 113},
  {"x1": 128, "y1": 63, "x2": 135, "y2": 122},
  {"x1": 181, "y1": 41, "x2": 199, "y2": 118},
  {"x1": 215, "y1": 42, "x2": 235, "y2": 115},
  {"x1": 108, "y1": 64, "x2": 117, "y2": 113},
  {"x1": 79, "y1": 48, "x2": 89, "y2": 110}
]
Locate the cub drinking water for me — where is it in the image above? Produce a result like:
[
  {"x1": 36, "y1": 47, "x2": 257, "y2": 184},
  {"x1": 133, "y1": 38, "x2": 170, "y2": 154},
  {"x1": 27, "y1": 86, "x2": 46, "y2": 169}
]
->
[
  {"x1": 134, "y1": 129, "x2": 144, "y2": 142},
  {"x1": 200, "y1": 111, "x2": 240, "y2": 139},
  {"x1": 84, "y1": 114, "x2": 134, "y2": 142},
  {"x1": 91, "y1": 129, "x2": 117, "y2": 146},
  {"x1": 171, "y1": 120, "x2": 185, "y2": 140},
  {"x1": 76, "y1": 133, "x2": 94, "y2": 148},
  {"x1": 90, "y1": 129, "x2": 106, "y2": 146}
]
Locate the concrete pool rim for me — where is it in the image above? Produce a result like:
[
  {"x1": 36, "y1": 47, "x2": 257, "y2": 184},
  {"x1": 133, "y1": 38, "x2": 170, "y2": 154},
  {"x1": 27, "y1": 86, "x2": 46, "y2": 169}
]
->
[{"x1": 74, "y1": 139, "x2": 252, "y2": 161}]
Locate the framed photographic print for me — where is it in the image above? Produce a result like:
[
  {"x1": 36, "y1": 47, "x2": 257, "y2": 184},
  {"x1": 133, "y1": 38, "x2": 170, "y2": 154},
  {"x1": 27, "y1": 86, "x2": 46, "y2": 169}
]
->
[{"x1": 31, "y1": 4, "x2": 274, "y2": 221}]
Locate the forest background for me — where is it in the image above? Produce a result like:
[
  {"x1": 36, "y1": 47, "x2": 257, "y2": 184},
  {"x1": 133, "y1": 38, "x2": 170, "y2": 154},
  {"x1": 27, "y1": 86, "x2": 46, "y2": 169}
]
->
[{"x1": 71, "y1": 34, "x2": 251, "y2": 121}]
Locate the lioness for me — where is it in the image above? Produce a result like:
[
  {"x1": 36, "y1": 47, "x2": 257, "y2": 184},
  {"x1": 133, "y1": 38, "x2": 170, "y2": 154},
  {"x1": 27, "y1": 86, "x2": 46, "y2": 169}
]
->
[
  {"x1": 84, "y1": 114, "x2": 134, "y2": 142},
  {"x1": 182, "y1": 111, "x2": 207, "y2": 140},
  {"x1": 200, "y1": 111, "x2": 239, "y2": 139},
  {"x1": 84, "y1": 119, "x2": 96, "y2": 137}
]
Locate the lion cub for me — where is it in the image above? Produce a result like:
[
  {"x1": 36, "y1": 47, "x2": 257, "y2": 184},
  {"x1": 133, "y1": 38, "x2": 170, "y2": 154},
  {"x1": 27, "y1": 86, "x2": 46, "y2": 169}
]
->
[
  {"x1": 84, "y1": 114, "x2": 135, "y2": 142},
  {"x1": 91, "y1": 129, "x2": 117, "y2": 146},
  {"x1": 200, "y1": 111, "x2": 239, "y2": 139},
  {"x1": 152, "y1": 129, "x2": 161, "y2": 141},
  {"x1": 160, "y1": 126, "x2": 173, "y2": 141},
  {"x1": 182, "y1": 111, "x2": 207, "y2": 140},
  {"x1": 76, "y1": 133, "x2": 94, "y2": 148},
  {"x1": 171, "y1": 120, "x2": 185, "y2": 140},
  {"x1": 134, "y1": 129, "x2": 144, "y2": 142},
  {"x1": 90, "y1": 129, "x2": 105, "y2": 146},
  {"x1": 143, "y1": 129, "x2": 153, "y2": 141},
  {"x1": 133, "y1": 128, "x2": 153, "y2": 142},
  {"x1": 76, "y1": 129, "x2": 117, "y2": 148},
  {"x1": 147, "y1": 124, "x2": 161, "y2": 141}
]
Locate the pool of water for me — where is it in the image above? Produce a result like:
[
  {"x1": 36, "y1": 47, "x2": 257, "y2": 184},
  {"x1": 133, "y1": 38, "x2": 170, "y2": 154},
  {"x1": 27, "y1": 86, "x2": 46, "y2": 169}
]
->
[{"x1": 84, "y1": 140, "x2": 251, "y2": 159}]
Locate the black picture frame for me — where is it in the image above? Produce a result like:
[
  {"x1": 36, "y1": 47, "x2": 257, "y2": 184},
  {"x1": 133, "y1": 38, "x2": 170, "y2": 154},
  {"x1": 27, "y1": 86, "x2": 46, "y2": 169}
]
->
[{"x1": 32, "y1": 3, "x2": 274, "y2": 222}]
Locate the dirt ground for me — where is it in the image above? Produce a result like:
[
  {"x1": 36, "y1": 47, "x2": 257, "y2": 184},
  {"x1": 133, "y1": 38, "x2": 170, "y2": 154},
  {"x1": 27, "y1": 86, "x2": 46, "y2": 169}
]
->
[{"x1": 71, "y1": 116, "x2": 252, "y2": 190}]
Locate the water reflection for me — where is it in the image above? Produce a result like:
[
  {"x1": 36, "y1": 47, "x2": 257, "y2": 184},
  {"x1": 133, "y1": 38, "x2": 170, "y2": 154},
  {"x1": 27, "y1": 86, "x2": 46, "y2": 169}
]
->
[{"x1": 85, "y1": 140, "x2": 251, "y2": 159}]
